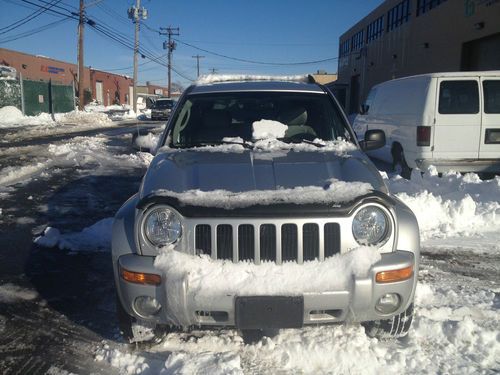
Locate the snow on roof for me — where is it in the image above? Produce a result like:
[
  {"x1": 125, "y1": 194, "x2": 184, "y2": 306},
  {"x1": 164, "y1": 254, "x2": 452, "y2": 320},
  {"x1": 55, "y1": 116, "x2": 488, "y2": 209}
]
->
[
  {"x1": 196, "y1": 74, "x2": 310, "y2": 85},
  {"x1": 152, "y1": 178, "x2": 373, "y2": 209}
]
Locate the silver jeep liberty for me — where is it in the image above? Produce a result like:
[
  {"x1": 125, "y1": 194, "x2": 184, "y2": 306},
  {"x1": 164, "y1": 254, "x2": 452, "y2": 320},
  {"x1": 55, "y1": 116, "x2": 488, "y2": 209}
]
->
[{"x1": 112, "y1": 77, "x2": 420, "y2": 342}]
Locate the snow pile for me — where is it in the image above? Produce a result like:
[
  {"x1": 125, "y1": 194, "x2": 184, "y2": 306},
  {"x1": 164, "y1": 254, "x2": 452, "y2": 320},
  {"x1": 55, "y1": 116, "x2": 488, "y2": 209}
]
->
[
  {"x1": 159, "y1": 138, "x2": 357, "y2": 155},
  {"x1": 196, "y1": 74, "x2": 308, "y2": 85},
  {"x1": 153, "y1": 178, "x2": 373, "y2": 209},
  {"x1": 34, "y1": 218, "x2": 113, "y2": 252},
  {"x1": 384, "y1": 167, "x2": 500, "y2": 239},
  {"x1": 164, "y1": 351, "x2": 243, "y2": 375},
  {"x1": 154, "y1": 246, "x2": 380, "y2": 326},
  {"x1": 134, "y1": 132, "x2": 160, "y2": 151},
  {"x1": 0, "y1": 283, "x2": 38, "y2": 303},
  {"x1": 0, "y1": 106, "x2": 112, "y2": 127},
  {"x1": 252, "y1": 119, "x2": 288, "y2": 140}
]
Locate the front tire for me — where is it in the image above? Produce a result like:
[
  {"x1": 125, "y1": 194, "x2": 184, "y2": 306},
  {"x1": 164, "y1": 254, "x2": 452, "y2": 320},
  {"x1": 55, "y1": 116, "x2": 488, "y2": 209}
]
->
[{"x1": 362, "y1": 303, "x2": 414, "y2": 339}]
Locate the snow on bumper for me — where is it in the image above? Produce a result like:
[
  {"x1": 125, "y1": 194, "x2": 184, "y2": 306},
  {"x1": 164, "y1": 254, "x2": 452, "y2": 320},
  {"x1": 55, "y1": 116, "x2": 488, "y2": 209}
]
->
[{"x1": 116, "y1": 248, "x2": 416, "y2": 328}]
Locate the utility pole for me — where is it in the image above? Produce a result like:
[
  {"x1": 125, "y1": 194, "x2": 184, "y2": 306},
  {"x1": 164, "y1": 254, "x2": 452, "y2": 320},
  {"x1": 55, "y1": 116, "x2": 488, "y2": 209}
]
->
[
  {"x1": 77, "y1": 0, "x2": 84, "y2": 110},
  {"x1": 192, "y1": 54, "x2": 205, "y2": 78},
  {"x1": 209, "y1": 68, "x2": 218, "y2": 74},
  {"x1": 128, "y1": 0, "x2": 147, "y2": 113},
  {"x1": 160, "y1": 26, "x2": 179, "y2": 97}
]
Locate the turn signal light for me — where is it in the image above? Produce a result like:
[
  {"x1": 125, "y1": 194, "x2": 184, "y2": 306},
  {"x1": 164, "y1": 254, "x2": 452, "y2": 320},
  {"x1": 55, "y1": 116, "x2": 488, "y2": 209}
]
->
[
  {"x1": 376, "y1": 266, "x2": 413, "y2": 283},
  {"x1": 120, "y1": 267, "x2": 161, "y2": 286}
]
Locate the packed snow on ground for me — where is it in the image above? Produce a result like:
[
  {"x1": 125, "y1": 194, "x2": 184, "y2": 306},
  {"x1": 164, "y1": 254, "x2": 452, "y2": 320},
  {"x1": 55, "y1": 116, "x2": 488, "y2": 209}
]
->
[
  {"x1": 196, "y1": 74, "x2": 308, "y2": 85},
  {"x1": 0, "y1": 135, "x2": 153, "y2": 188},
  {"x1": 153, "y1": 178, "x2": 373, "y2": 210},
  {"x1": 155, "y1": 245, "x2": 380, "y2": 326},
  {"x1": 0, "y1": 283, "x2": 38, "y2": 303},
  {"x1": 0, "y1": 106, "x2": 112, "y2": 128}
]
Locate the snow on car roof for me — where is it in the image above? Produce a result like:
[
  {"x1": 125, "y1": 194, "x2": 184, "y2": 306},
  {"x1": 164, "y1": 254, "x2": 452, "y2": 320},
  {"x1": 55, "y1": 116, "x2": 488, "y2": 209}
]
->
[
  {"x1": 189, "y1": 79, "x2": 325, "y2": 95},
  {"x1": 196, "y1": 74, "x2": 310, "y2": 85}
]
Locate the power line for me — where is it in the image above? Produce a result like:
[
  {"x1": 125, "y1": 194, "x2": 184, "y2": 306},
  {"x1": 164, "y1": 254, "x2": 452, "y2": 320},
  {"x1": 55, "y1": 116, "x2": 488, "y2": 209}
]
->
[
  {"x1": 0, "y1": 16, "x2": 71, "y2": 43},
  {"x1": 0, "y1": 0, "x2": 63, "y2": 35},
  {"x1": 175, "y1": 38, "x2": 339, "y2": 66}
]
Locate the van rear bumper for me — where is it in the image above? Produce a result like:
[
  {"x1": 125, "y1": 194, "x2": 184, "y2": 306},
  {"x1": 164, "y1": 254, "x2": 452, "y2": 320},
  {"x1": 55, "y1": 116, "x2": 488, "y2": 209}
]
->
[{"x1": 415, "y1": 158, "x2": 500, "y2": 173}]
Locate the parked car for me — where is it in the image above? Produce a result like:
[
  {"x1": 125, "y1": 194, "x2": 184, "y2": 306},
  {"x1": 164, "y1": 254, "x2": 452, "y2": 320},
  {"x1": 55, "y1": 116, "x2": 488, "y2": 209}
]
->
[
  {"x1": 353, "y1": 71, "x2": 500, "y2": 177},
  {"x1": 112, "y1": 77, "x2": 420, "y2": 342},
  {"x1": 151, "y1": 98, "x2": 175, "y2": 120}
]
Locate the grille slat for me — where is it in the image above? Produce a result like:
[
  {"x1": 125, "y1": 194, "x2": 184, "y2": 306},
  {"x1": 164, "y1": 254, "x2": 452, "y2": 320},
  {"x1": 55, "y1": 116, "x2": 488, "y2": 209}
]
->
[
  {"x1": 238, "y1": 225, "x2": 254, "y2": 261},
  {"x1": 216, "y1": 225, "x2": 233, "y2": 260},
  {"x1": 303, "y1": 223, "x2": 319, "y2": 261},
  {"x1": 324, "y1": 223, "x2": 341, "y2": 258},
  {"x1": 281, "y1": 224, "x2": 298, "y2": 262},
  {"x1": 260, "y1": 224, "x2": 276, "y2": 262},
  {"x1": 194, "y1": 221, "x2": 341, "y2": 263}
]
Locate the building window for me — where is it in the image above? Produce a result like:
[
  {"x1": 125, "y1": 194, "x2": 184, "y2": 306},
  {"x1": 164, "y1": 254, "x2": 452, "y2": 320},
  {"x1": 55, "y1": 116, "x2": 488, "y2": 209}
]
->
[
  {"x1": 339, "y1": 39, "x2": 351, "y2": 57},
  {"x1": 416, "y1": 0, "x2": 447, "y2": 16},
  {"x1": 350, "y1": 30, "x2": 364, "y2": 52},
  {"x1": 367, "y1": 15, "x2": 384, "y2": 43},
  {"x1": 387, "y1": 0, "x2": 411, "y2": 32}
]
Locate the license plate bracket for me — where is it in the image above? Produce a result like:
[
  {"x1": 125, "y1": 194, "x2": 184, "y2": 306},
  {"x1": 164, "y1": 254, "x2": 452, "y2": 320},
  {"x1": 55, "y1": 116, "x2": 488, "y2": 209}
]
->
[{"x1": 235, "y1": 296, "x2": 304, "y2": 329}]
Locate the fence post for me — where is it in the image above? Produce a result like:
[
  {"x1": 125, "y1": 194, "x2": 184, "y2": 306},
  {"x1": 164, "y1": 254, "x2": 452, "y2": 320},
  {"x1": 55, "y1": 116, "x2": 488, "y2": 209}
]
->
[
  {"x1": 48, "y1": 79, "x2": 55, "y2": 121},
  {"x1": 19, "y1": 72, "x2": 25, "y2": 115},
  {"x1": 72, "y1": 79, "x2": 76, "y2": 111}
]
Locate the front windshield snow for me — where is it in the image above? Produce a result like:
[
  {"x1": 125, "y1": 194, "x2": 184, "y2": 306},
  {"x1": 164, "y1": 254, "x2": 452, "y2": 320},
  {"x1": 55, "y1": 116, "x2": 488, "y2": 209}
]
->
[{"x1": 168, "y1": 92, "x2": 351, "y2": 148}]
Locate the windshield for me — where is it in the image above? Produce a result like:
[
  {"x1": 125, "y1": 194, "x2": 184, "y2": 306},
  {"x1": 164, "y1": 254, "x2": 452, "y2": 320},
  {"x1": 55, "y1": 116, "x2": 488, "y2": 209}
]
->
[
  {"x1": 155, "y1": 100, "x2": 174, "y2": 109},
  {"x1": 168, "y1": 92, "x2": 351, "y2": 148}
]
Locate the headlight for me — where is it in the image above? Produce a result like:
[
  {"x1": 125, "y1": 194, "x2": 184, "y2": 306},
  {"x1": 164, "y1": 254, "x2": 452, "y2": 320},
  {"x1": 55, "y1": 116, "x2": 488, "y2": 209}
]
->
[
  {"x1": 143, "y1": 207, "x2": 182, "y2": 246},
  {"x1": 352, "y1": 205, "x2": 390, "y2": 246}
]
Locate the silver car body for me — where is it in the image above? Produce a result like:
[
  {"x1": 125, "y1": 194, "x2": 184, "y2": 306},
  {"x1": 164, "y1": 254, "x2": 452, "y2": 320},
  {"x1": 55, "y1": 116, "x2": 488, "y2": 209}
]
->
[{"x1": 112, "y1": 80, "x2": 420, "y2": 328}]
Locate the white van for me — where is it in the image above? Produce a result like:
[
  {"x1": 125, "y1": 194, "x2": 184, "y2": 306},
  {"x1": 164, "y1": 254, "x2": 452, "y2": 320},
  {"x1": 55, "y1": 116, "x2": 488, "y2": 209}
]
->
[{"x1": 352, "y1": 72, "x2": 500, "y2": 176}]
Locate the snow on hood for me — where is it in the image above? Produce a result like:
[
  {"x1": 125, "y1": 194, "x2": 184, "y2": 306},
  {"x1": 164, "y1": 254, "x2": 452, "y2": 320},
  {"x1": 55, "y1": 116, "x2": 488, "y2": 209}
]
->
[
  {"x1": 152, "y1": 178, "x2": 373, "y2": 209},
  {"x1": 154, "y1": 245, "x2": 381, "y2": 326}
]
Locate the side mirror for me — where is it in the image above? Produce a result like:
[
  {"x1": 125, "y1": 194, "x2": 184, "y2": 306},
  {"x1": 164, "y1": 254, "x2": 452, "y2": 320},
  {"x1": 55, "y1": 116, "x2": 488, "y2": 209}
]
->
[{"x1": 360, "y1": 129, "x2": 385, "y2": 151}]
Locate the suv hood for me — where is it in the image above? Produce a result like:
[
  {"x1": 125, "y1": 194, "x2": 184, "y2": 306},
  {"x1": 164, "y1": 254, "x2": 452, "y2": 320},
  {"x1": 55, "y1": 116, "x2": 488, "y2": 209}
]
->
[{"x1": 140, "y1": 149, "x2": 387, "y2": 199}]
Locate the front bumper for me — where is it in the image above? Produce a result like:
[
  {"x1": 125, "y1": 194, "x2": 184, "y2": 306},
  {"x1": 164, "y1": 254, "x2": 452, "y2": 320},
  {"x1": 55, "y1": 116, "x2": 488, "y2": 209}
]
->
[{"x1": 115, "y1": 250, "x2": 416, "y2": 328}]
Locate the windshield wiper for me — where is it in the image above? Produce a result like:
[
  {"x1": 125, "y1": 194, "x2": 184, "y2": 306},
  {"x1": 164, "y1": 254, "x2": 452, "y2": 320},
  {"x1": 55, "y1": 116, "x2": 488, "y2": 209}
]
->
[{"x1": 181, "y1": 140, "x2": 254, "y2": 149}]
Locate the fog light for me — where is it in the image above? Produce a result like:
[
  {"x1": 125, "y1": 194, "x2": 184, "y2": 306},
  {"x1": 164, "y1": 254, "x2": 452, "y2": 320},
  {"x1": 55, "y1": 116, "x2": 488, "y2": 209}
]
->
[
  {"x1": 375, "y1": 293, "x2": 401, "y2": 314},
  {"x1": 134, "y1": 296, "x2": 161, "y2": 317}
]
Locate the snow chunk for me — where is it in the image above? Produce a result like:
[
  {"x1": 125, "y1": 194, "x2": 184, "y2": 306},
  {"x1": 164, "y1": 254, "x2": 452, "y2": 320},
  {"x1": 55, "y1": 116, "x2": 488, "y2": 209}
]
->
[
  {"x1": 0, "y1": 283, "x2": 38, "y2": 303},
  {"x1": 34, "y1": 218, "x2": 113, "y2": 252},
  {"x1": 252, "y1": 119, "x2": 288, "y2": 140},
  {"x1": 153, "y1": 178, "x2": 373, "y2": 209},
  {"x1": 196, "y1": 74, "x2": 308, "y2": 85},
  {"x1": 154, "y1": 246, "x2": 380, "y2": 326}
]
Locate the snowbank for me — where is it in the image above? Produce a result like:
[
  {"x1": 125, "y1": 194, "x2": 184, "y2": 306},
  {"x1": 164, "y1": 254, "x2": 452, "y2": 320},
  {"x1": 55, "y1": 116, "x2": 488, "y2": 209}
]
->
[
  {"x1": 384, "y1": 167, "x2": 500, "y2": 239},
  {"x1": 0, "y1": 106, "x2": 112, "y2": 128},
  {"x1": 153, "y1": 178, "x2": 373, "y2": 209},
  {"x1": 34, "y1": 218, "x2": 113, "y2": 252},
  {"x1": 154, "y1": 245, "x2": 380, "y2": 326}
]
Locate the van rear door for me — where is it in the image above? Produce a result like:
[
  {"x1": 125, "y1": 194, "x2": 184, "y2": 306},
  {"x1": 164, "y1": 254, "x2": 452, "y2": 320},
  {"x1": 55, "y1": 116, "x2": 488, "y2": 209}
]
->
[
  {"x1": 480, "y1": 78, "x2": 500, "y2": 159},
  {"x1": 433, "y1": 78, "x2": 481, "y2": 159}
]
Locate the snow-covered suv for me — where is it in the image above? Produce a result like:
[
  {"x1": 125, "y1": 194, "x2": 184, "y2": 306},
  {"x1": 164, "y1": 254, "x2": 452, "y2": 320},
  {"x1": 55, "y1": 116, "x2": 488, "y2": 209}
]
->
[{"x1": 112, "y1": 76, "x2": 420, "y2": 342}]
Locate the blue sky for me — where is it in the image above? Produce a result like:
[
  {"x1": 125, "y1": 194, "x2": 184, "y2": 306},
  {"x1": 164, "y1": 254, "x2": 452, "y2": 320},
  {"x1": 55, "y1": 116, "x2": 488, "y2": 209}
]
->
[{"x1": 0, "y1": 0, "x2": 383, "y2": 87}]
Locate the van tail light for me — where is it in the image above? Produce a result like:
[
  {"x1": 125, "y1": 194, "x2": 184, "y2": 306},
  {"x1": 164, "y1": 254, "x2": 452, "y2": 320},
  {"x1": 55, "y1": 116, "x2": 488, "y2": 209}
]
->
[{"x1": 417, "y1": 126, "x2": 431, "y2": 146}]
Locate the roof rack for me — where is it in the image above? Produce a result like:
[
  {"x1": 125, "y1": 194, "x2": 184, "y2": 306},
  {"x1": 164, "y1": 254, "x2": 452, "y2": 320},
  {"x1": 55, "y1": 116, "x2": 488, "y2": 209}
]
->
[{"x1": 196, "y1": 74, "x2": 316, "y2": 85}]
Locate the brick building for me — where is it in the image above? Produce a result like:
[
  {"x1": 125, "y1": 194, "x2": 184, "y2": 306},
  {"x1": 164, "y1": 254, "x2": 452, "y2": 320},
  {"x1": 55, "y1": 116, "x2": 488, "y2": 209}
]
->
[
  {"x1": 337, "y1": 0, "x2": 500, "y2": 114},
  {"x1": 0, "y1": 47, "x2": 133, "y2": 105}
]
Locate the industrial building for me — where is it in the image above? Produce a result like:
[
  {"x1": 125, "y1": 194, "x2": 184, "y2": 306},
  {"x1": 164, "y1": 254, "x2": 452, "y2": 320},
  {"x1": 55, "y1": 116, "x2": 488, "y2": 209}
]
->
[
  {"x1": 0, "y1": 48, "x2": 169, "y2": 107},
  {"x1": 336, "y1": 0, "x2": 500, "y2": 114}
]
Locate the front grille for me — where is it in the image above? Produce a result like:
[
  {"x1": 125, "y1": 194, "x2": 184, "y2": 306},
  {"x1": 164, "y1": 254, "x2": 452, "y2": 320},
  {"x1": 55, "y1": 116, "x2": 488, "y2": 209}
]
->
[{"x1": 194, "y1": 222, "x2": 341, "y2": 264}]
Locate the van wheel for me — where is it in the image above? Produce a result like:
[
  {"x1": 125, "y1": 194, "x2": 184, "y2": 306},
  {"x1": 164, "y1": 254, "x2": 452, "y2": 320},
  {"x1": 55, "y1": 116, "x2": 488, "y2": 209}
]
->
[
  {"x1": 362, "y1": 303, "x2": 414, "y2": 339},
  {"x1": 391, "y1": 145, "x2": 411, "y2": 179}
]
